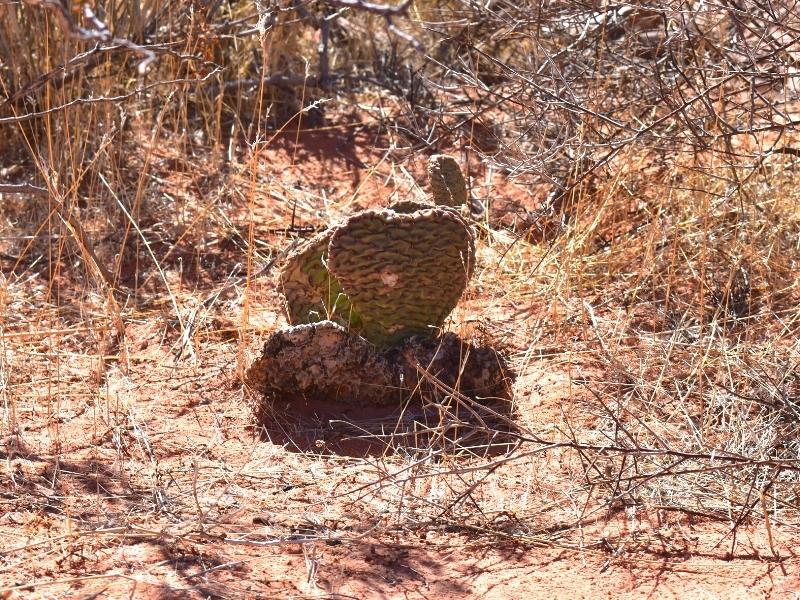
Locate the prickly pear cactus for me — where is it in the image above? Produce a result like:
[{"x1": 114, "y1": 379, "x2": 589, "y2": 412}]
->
[
  {"x1": 327, "y1": 206, "x2": 475, "y2": 346},
  {"x1": 281, "y1": 154, "x2": 469, "y2": 331},
  {"x1": 428, "y1": 154, "x2": 468, "y2": 207},
  {"x1": 279, "y1": 229, "x2": 363, "y2": 330},
  {"x1": 246, "y1": 153, "x2": 510, "y2": 411}
]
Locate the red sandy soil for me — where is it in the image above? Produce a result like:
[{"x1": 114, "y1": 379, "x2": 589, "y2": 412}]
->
[{"x1": 1, "y1": 120, "x2": 798, "y2": 599}]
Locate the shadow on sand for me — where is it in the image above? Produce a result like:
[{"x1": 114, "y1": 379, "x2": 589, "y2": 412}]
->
[{"x1": 253, "y1": 392, "x2": 519, "y2": 458}]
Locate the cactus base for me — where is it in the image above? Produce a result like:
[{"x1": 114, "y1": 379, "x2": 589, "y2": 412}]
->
[{"x1": 246, "y1": 326, "x2": 513, "y2": 407}]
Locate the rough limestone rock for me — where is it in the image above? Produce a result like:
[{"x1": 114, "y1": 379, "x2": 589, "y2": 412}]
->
[
  {"x1": 327, "y1": 206, "x2": 475, "y2": 347},
  {"x1": 246, "y1": 324, "x2": 513, "y2": 406},
  {"x1": 391, "y1": 333, "x2": 513, "y2": 402}
]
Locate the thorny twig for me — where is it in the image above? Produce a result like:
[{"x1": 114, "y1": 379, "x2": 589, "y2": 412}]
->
[
  {"x1": 322, "y1": 0, "x2": 412, "y2": 16},
  {"x1": 0, "y1": 70, "x2": 222, "y2": 124},
  {"x1": 21, "y1": 0, "x2": 156, "y2": 74}
]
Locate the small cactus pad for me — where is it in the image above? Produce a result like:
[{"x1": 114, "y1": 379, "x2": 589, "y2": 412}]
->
[
  {"x1": 246, "y1": 320, "x2": 396, "y2": 404},
  {"x1": 428, "y1": 154, "x2": 468, "y2": 207},
  {"x1": 279, "y1": 230, "x2": 362, "y2": 329},
  {"x1": 327, "y1": 206, "x2": 475, "y2": 346}
]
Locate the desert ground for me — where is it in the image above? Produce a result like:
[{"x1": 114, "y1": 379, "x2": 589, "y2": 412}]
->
[{"x1": 1, "y1": 1, "x2": 800, "y2": 598}]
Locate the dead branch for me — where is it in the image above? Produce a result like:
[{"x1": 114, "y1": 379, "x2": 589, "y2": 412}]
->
[
  {"x1": 0, "y1": 70, "x2": 222, "y2": 124},
  {"x1": 21, "y1": 0, "x2": 156, "y2": 74},
  {"x1": 0, "y1": 182, "x2": 115, "y2": 289},
  {"x1": 321, "y1": 0, "x2": 412, "y2": 16}
]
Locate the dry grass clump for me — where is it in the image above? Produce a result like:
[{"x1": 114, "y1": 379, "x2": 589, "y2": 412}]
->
[{"x1": 519, "y1": 145, "x2": 800, "y2": 543}]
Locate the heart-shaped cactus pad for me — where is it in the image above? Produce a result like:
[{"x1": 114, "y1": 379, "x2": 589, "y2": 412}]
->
[{"x1": 327, "y1": 206, "x2": 475, "y2": 346}]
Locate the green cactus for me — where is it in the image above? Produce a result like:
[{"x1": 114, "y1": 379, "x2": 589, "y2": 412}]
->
[
  {"x1": 428, "y1": 154, "x2": 468, "y2": 207},
  {"x1": 279, "y1": 229, "x2": 363, "y2": 329},
  {"x1": 247, "y1": 155, "x2": 515, "y2": 408},
  {"x1": 327, "y1": 205, "x2": 475, "y2": 346},
  {"x1": 277, "y1": 155, "x2": 473, "y2": 347}
]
